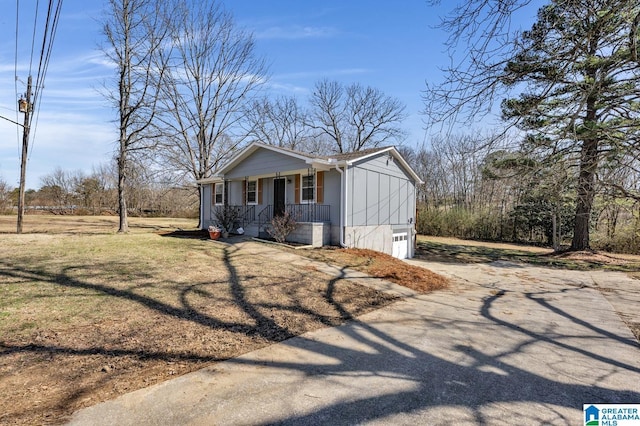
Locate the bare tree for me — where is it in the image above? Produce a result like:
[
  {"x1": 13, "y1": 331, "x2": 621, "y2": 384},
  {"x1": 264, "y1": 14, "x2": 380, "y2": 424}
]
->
[
  {"x1": 101, "y1": 0, "x2": 169, "y2": 232},
  {"x1": 156, "y1": 0, "x2": 267, "y2": 226},
  {"x1": 309, "y1": 79, "x2": 406, "y2": 153},
  {"x1": 0, "y1": 177, "x2": 12, "y2": 214},
  {"x1": 39, "y1": 167, "x2": 76, "y2": 208},
  {"x1": 423, "y1": 0, "x2": 536, "y2": 126},
  {"x1": 244, "y1": 96, "x2": 311, "y2": 150},
  {"x1": 91, "y1": 162, "x2": 119, "y2": 211}
]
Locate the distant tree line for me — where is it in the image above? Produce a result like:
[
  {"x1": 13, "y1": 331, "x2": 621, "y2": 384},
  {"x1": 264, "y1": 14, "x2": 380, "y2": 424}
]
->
[
  {"x1": 4, "y1": 128, "x2": 640, "y2": 253},
  {"x1": 406, "y1": 133, "x2": 640, "y2": 254},
  {"x1": 0, "y1": 163, "x2": 197, "y2": 218}
]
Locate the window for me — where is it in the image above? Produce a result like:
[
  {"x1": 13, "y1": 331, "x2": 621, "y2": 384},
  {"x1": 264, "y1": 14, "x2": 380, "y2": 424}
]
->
[
  {"x1": 246, "y1": 180, "x2": 257, "y2": 204},
  {"x1": 214, "y1": 182, "x2": 224, "y2": 205},
  {"x1": 301, "y1": 174, "x2": 314, "y2": 203}
]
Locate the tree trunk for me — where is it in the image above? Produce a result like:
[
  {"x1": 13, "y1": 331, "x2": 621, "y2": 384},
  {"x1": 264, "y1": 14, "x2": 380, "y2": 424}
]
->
[
  {"x1": 552, "y1": 210, "x2": 558, "y2": 251},
  {"x1": 117, "y1": 153, "x2": 129, "y2": 233},
  {"x1": 571, "y1": 138, "x2": 598, "y2": 251}
]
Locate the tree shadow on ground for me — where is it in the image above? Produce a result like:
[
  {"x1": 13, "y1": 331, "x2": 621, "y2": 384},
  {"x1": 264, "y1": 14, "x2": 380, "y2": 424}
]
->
[
  {"x1": 4, "y1": 239, "x2": 639, "y2": 425},
  {"x1": 215, "y1": 282, "x2": 640, "y2": 425},
  {"x1": 0, "y1": 243, "x2": 389, "y2": 424},
  {"x1": 416, "y1": 239, "x2": 640, "y2": 272},
  {"x1": 158, "y1": 229, "x2": 210, "y2": 239}
]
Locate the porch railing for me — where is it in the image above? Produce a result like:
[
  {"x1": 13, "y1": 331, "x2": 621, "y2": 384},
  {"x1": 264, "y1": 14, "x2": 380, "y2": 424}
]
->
[
  {"x1": 257, "y1": 205, "x2": 273, "y2": 236},
  {"x1": 240, "y1": 205, "x2": 256, "y2": 224},
  {"x1": 211, "y1": 205, "x2": 256, "y2": 227},
  {"x1": 257, "y1": 204, "x2": 330, "y2": 225},
  {"x1": 285, "y1": 204, "x2": 331, "y2": 223}
]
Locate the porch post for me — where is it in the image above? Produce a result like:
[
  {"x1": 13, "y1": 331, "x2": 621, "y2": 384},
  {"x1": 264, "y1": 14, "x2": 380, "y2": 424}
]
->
[{"x1": 223, "y1": 179, "x2": 229, "y2": 206}]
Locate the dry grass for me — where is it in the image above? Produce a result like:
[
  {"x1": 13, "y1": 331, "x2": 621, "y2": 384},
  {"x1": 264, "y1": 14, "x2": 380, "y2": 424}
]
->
[
  {"x1": 296, "y1": 247, "x2": 449, "y2": 293},
  {"x1": 0, "y1": 215, "x2": 396, "y2": 425},
  {"x1": 417, "y1": 235, "x2": 640, "y2": 273},
  {"x1": 0, "y1": 214, "x2": 198, "y2": 235},
  {"x1": 417, "y1": 235, "x2": 552, "y2": 253}
]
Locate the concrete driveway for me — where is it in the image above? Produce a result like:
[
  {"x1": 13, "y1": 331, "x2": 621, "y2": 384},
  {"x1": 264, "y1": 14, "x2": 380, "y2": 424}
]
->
[{"x1": 68, "y1": 246, "x2": 640, "y2": 425}]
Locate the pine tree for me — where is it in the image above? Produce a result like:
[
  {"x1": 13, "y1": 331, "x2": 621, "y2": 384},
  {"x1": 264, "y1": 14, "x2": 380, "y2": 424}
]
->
[{"x1": 501, "y1": 0, "x2": 640, "y2": 250}]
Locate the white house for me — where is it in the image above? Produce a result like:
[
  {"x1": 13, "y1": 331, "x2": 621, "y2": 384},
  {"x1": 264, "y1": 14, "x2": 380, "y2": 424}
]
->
[{"x1": 197, "y1": 142, "x2": 422, "y2": 259}]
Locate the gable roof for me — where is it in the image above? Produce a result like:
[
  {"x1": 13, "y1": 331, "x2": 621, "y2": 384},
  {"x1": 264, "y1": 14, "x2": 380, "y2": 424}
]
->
[{"x1": 197, "y1": 142, "x2": 423, "y2": 184}]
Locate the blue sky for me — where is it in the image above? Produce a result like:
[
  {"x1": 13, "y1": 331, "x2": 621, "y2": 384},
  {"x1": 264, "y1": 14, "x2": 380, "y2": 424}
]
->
[{"x1": 0, "y1": 0, "x2": 531, "y2": 189}]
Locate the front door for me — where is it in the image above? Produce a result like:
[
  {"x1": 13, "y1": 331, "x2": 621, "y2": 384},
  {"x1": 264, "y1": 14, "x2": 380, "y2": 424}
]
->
[{"x1": 273, "y1": 178, "x2": 286, "y2": 216}]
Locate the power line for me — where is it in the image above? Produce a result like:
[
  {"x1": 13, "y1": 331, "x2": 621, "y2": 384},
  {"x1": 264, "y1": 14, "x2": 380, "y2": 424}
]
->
[
  {"x1": 14, "y1": 0, "x2": 64, "y2": 233},
  {"x1": 4, "y1": 0, "x2": 66, "y2": 159},
  {"x1": 14, "y1": 0, "x2": 21, "y2": 148},
  {"x1": 28, "y1": 0, "x2": 40, "y2": 77},
  {"x1": 30, "y1": 0, "x2": 64, "y2": 159}
]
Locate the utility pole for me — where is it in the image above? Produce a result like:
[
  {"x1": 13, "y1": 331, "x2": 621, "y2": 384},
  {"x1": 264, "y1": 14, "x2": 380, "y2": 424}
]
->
[{"x1": 17, "y1": 75, "x2": 32, "y2": 234}]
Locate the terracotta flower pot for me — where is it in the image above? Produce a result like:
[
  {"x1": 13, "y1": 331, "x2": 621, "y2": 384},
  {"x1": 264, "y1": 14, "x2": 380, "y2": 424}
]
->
[{"x1": 209, "y1": 230, "x2": 221, "y2": 240}]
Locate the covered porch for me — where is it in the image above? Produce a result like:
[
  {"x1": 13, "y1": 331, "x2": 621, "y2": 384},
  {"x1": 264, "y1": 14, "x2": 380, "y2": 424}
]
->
[
  {"x1": 209, "y1": 202, "x2": 331, "y2": 231},
  {"x1": 206, "y1": 170, "x2": 333, "y2": 246}
]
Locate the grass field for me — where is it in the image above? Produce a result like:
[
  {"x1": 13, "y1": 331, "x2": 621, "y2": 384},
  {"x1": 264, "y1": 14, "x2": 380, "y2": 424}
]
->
[{"x1": 0, "y1": 215, "x2": 402, "y2": 425}]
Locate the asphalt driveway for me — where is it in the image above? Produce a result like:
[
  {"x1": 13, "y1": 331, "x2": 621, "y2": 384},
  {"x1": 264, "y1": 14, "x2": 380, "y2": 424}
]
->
[{"x1": 68, "y1": 245, "x2": 640, "y2": 425}]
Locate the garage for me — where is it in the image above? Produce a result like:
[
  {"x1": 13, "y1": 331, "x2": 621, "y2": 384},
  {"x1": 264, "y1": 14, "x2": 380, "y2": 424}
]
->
[{"x1": 392, "y1": 232, "x2": 408, "y2": 259}]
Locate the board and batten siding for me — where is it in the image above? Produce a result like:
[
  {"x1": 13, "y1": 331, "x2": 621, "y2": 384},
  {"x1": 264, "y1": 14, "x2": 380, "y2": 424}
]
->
[
  {"x1": 322, "y1": 169, "x2": 342, "y2": 225},
  {"x1": 347, "y1": 152, "x2": 415, "y2": 227},
  {"x1": 224, "y1": 148, "x2": 310, "y2": 179}
]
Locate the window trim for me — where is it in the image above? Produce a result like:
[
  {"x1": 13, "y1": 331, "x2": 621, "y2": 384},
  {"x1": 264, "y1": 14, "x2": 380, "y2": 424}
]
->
[
  {"x1": 246, "y1": 179, "x2": 258, "y2": 205},
  {"x1": 300, "y1": 173, "x2": 315, "y2": 204},
  {"x1": 213, "y1": 182, "x2": 224, "y2": 205}
]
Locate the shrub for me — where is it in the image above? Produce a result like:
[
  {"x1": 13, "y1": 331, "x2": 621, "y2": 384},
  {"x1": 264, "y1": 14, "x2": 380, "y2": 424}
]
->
[
  {"x1": 214, "y1": 205, "x2": 241, "y2": 233},
  {"x1": 268, "y1": 211, "x2": 297, "y2": 243}
]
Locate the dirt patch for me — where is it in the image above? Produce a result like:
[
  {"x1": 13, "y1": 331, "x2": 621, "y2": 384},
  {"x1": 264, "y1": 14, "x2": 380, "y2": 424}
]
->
[
  {"x1": 0, "y1": 216, "x2": 396, "y2": 425},
  {"x1": 549, "y1": 250, "x2": 636, "y2": 265},
  {"x1": 417, "y1": 235, "x2": 551, "y2": 253},
  {"x1": 628, "y1": 323, "x2": 640, "y2": 342},
  {"x1": 296, "y1": 247, "x2": 449, "y2": 293}
]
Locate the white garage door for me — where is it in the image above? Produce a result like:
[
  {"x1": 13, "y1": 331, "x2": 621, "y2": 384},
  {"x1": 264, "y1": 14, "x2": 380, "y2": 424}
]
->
[{"x1": 392, "y1": 232, "x2": 408, "y2": 259}]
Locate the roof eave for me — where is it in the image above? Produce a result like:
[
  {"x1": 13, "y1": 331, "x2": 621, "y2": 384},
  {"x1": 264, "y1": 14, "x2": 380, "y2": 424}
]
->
[
  {"x1": 196, "y1": 176, "x2": 223, "y2": 185},
  {"x1": 339, "y1": 147, "x2": 423, "y2": 184}
]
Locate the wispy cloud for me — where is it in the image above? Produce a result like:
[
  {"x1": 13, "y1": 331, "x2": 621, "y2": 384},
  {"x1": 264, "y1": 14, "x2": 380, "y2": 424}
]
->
[
  {"x1": 255, "y1": 25, "x2": 339, "y2": 40},
  {"x1": 275, "y1": 68, "x2": 371, "y2": 80},
  {"x1": 267, "y1": 81, "x2": 309, "y2": 94},
  {"x1": 267, "y1": 68, "x2": 372, "y2": 95}
]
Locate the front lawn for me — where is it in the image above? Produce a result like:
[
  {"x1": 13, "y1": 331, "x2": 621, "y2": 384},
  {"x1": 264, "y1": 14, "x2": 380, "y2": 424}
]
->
[{"x1": 0, "y1": 215, "x2": 396, "y2": 425}]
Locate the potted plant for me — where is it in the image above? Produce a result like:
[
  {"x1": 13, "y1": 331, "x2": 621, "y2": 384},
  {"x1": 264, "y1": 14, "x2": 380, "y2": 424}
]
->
[{"x1": 208, "y1": 225, "x2": 221, "y2": 240}]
